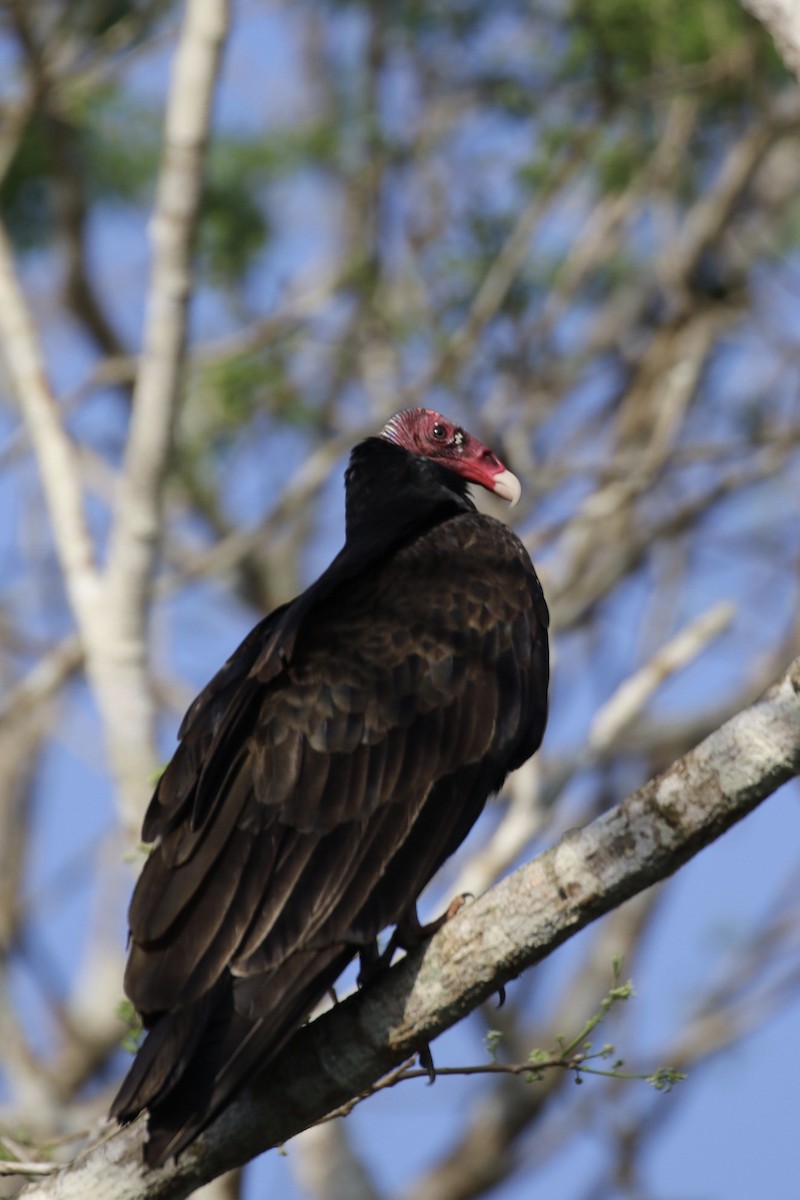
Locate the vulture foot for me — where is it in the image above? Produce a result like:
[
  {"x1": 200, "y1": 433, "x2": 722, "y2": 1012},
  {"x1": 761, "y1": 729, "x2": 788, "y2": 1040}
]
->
[
  {"x1": 418, "y1": 1042, "x2": 436, "y2": 1083},
  {"x1": 357, "y1": 942, "x2": 385, "y2": 988},
  {"x1": 357, "y1": 896, "x2": 472, "y2": 988},
  {"x1": 395, "y1": 893, "x2": 473, "y2": 950}
]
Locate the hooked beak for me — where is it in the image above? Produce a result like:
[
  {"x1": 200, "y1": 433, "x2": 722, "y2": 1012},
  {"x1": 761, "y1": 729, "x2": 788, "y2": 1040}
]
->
[{"x1": 490, "y1": 467, "x2": 521, "y2": 508}]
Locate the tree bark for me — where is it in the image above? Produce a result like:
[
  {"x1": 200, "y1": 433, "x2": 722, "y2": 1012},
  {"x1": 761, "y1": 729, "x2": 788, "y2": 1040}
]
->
[{"x1": 742, "y1": 1, "x2": 800, "y2": 81}]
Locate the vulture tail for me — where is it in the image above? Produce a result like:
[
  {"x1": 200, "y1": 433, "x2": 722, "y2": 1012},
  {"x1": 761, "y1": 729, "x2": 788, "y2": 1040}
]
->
[
  {"x1": 113, "y1": 949, "x2": 353, "y2": 1168},
  {"x1": 109, "y1": 976, "x2": 227, "y2": 1133}
]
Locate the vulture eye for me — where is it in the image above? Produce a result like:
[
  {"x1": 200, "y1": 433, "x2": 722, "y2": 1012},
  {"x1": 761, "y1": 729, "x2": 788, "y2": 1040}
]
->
[{"x1": 432, "y1": 422, "x2": 447, "y2": 441}]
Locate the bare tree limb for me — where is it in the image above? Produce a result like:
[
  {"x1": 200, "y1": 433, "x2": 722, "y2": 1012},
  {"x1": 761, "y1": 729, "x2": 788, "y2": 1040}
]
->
[
  {"x1": 742, "y1": 1, "x2": 800, "y2": 81},
  {"x1": 100, "y1": 0, "x2": 230, "y2": 832},
  {"x1": 0, "y1": 0, "x2": 230, "y2": 837},
  {"x1": 0, "y1": 222, "x2": 100, "y2": 608},
  {"x1": 0, "y1": 635, "x2": 83, "y2": 724},
  {"x1": 19, "y1": 654, "x2": 800, "y2": 1199},
  {"x1": 106, "y1": 0, "x2": 229, "y2": 618},
  {"x1": 587, "y1": 601, "x2": 735, "y2": 750},
  {"x1": 656, "y1": 93, "x2": 800, "y2": 301},
  {"x1": 291, "y1": 1122, "x2": 384, "y2": 1200}
]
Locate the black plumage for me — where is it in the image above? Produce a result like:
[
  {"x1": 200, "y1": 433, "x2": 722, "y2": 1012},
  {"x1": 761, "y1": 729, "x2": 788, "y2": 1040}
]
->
[{"x1": 110, "y1": 409, "x2": 549, "y2": 1165}]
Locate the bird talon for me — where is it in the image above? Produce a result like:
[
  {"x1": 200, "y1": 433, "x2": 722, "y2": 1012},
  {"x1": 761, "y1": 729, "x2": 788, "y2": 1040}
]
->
[
  {"x1": 418, "y1": 1043, "x2": 436, "y2": 1084},
  {"x1": 444, "y1": 892, "x2": 473, "y2": 920},
  {"x1": 394, "y1": 893, "x2": 473, "y2": 952},
  {"x1": 358, "y1": 941, "x2": 394, "y2": 987}
]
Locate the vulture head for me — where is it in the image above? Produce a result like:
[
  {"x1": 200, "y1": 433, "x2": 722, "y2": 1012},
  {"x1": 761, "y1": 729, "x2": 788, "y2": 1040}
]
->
[{"x1": 380, "y1": 408, "x2": 521, "y2": 507}]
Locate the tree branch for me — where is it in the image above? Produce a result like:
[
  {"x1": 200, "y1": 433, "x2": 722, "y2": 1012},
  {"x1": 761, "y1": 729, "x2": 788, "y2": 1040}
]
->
[
  {"x1": 0, "y1": 0, "x2": 230, "y2": 838},
  {"x1": 106, "y1": 0, "x2": 229, "y2": 618},
  {"x1": 19, "y1": 655, "x2": 800, "y2": 1199},
  {"x1": 101, "y1": 0, "x2": 230, "y2": 833},
  {"x1": 742, "y1": 1, "x2": 800, "y2": 81},
  {"x1": 0, "y1": 220, "x2": 100, "y2": 611}
]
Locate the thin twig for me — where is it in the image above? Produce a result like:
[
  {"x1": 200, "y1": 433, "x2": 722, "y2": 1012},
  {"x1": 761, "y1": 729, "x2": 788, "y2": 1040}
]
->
[
  {"x1": 0, "y1": 223, "x2": 100, "y2": 610},
  {"x1": 0, "y1": 1162, "x2": 60, "y2": 1178}
]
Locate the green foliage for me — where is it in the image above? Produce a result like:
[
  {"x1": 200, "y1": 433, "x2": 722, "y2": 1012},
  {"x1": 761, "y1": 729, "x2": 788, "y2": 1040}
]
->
[
  {"x1": 0, "y1": 86, "x2": 161, "y2": 249},
  {"x1": 772, "y1": 197, "x2": 800, "y2": 256},
  {"x1": 63, "y1": 0, "x2": 172, "y2": 41},
  {"x1": 323, "y1": 0, "x2": 495, "y2": 41},
  {"x1": 553, "y1": 0, "x2": 786, "y2": 212},
  {"x1": 0, "y1": 1, "x2": 179, "y2": 245},
  {"x1": 178, "y1": 347, "x2": 325, "y2": 497},
  {"x1": 0, "y1": 119, "x2": 52, "y2": 249},
  {"x1": 648, "y1": 1065, "x2": 686, "y2": 1091},
  {"x1": 567, "y1": 0, "x2": 763, "y2": 89},
  {"x1": 193, "y1": 351, "x2": 294, "y2": 437},
  {"x1": 207, "y1": 352, "x2": 278, "y2": 422},
  {"x1": 595, "y1": 136, "x2": 640, "y2": 193},
  {"x1": 200, "y1": 178, "x2": 270, "y2": 288},
  {"x1": 0, "y1": 1138, "x2": 20, "y2": 1162},
  {"x1": 517, "y1": 124, "x2": 585, "y2": 196},
  {"x1": 196, "y1": 123, "x2": 339, "y2": 285},
  {"x1": 484, "y1": 1028, "x2": 504, "y2": 1060},
  {"x1": 79, "y1": 88, "x2": 162, "y2": 204},
  {"x1": 1, "y1": 73, "x2": 337, "y2": 287},
  {"x1": 519, "y1": 963, "x2": 685, "y2": 1092},
  {"x1": 115, "y1": 998, "x2": 144, "y2": 1054}
]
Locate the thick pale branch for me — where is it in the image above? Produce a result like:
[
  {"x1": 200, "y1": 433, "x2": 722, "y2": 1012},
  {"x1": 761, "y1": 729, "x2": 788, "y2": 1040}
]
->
[
  {"x1": 742, "y1": 2, "x2": 800, "y2": 81},
  {"x1": 656, "y1": 94, "x2": 800, "y2": 297},
  {"x1": 587, "y1": 601, "x2": 735, "y2": 750},
  {"x1": 99, "y1": 0, "x2": 230, "y2": 833},
  {"x1": 20, "y1": 656, "x2": 800, "y2": 1200},
  {"x1": 0, "y1": 3, "x2": 230, "y2": 837},
  {"x1": 0, "y1": 222, "x2": 99, "y2": 614},
  {"x1": 106, "y1": 0, "x2": 229, "y2": 614}
]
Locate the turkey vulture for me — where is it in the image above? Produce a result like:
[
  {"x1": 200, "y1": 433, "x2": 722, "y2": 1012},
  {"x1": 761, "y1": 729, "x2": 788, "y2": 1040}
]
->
[{"x1": 110, "y1": 407, "x2": 549, "y2": 1165}]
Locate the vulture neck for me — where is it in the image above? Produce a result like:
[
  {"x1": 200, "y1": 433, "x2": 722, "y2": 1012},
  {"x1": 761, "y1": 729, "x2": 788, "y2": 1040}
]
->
[
  {"x1": 344, "y1": 437, "x2": 474, "y2": 551},
  {"x1": 240, "y1": 439, "x2": 477, "y2": 682}
]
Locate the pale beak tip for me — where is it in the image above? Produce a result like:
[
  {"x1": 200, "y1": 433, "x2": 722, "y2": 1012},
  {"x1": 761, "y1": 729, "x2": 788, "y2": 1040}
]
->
[{"x1": 492, "y1": 467, "x2": 522, "y2": 508}]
